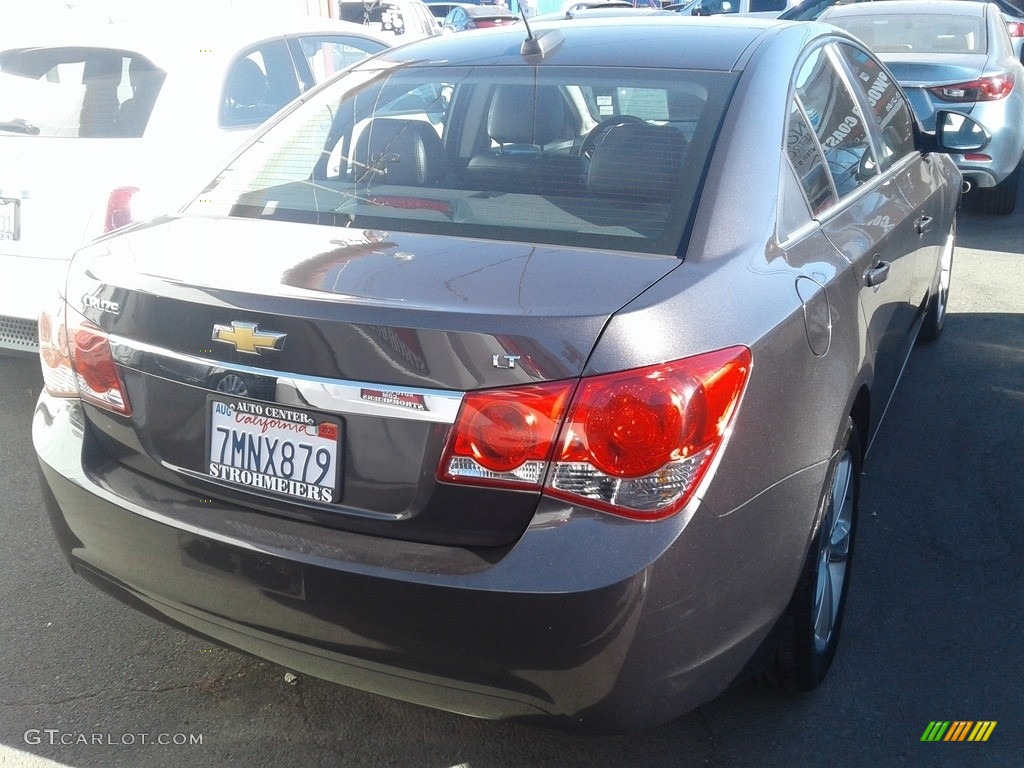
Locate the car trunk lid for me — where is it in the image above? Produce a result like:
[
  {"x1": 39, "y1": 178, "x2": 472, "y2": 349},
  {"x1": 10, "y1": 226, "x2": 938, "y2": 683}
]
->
[{"x1": 65, "y1": 214, "x2": 681, "y2": 546}]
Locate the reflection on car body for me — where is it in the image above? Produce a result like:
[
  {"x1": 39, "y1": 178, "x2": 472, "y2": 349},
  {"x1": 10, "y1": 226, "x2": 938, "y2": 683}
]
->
[{"x1": 35, "y1": 16, "x2": 980, "y2": 732}]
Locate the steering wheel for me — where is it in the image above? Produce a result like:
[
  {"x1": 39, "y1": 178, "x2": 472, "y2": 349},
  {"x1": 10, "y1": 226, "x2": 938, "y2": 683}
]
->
[{"x1": 578, "y1": 114, "x2": 648, "y2": 159}]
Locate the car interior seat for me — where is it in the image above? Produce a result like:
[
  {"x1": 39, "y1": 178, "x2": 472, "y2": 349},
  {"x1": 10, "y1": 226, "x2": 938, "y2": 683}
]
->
[
  {"x1": 116, "y1": 59, "x2": 165, "y2": 138},
  {"x1": 465, "y1": 84, "x2": 589, "y2": 195},
  {"x1": 352, "y1": 118, "x2": 448, "y2": 186},
  {"x1": 587, "y1": 122, "x2": 687, "y2": 201},
  {"x1": 221, "y1": 57, "x2": 271, "y2": 125},
  {"x1": 79, "y1": 55, "x2": 122, "y2": 138}
]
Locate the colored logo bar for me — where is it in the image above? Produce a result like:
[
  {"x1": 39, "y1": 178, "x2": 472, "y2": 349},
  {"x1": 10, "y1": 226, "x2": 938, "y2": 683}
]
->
[{"x1": 921, "y1": 721, "x2": 997, "y2": 742}]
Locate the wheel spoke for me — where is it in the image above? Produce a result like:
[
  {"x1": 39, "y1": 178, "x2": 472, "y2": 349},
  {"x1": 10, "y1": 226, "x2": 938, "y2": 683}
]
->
[
  {"x1": 814, "y1": 449, "x2": 854, "y2": 651},
  {"x1": 813, "y1": 547, "x2": 834, "y2": 649}
]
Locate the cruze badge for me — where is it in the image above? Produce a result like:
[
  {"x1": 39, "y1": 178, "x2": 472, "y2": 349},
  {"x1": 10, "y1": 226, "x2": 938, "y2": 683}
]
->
[{"x1": 212, "y1": 321, "x2": 286, "y2": 355}]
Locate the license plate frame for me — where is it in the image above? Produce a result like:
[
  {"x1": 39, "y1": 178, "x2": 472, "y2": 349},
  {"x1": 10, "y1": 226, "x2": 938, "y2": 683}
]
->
[
  {"x1": 0, "y1": 197, "x2": 20, "y2": 241},
  {"x1": 206, "y1": 395, "x2": 342, "y2": 504}
]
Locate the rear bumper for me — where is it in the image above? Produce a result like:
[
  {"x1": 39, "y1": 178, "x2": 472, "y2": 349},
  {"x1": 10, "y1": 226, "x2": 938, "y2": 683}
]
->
[
  {"x1": 0, "y1": 253, "x2": 67, "y2": 352},
  {"x1": 33, "y1": 392, "x2": 827, "y2": 731}
]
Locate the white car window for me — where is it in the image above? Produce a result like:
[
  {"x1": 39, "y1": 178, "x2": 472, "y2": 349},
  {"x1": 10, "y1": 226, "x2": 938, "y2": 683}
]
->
[
  {"x1": 220, "y1": 39, "x2": 301, "y2": 128},
  {"x1": 295, "y1": 35, "x2": 388, "y2": 88},
  {"x1": 0, "y1": 47, "x2": 165, "y2": 138}
]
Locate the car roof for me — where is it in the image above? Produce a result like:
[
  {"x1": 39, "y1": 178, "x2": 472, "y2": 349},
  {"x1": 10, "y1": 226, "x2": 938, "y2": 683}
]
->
[
  {"x1": 1, "y1": 13, "x2": 391, "y2": 70},
  {"x1": 383, "y1": 15, "x2": 792, "y2": 69}
]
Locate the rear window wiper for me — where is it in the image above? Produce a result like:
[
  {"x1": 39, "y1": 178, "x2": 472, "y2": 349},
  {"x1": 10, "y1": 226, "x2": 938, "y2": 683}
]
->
[{"x1": 0, "y1": 118, "x2": 40, "y2": 135}]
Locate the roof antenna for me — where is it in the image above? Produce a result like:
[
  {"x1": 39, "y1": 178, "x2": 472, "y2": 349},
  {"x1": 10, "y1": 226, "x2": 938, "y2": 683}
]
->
[{"x1": 519, "y1": 5, "x2": 564, "y2": 60}]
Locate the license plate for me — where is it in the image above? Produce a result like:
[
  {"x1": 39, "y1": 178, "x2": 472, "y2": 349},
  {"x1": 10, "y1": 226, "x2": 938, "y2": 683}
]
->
[
  {"x1": 207, "y1": 396, "x2": 342, "y2": 504},
  {"x1": 0, "y1": 198, "x2": 20, "y2": 241}
]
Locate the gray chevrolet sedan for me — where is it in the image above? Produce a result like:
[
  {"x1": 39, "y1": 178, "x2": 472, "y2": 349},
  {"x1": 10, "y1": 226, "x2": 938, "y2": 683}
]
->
[{"x1": 34, "y1": 16, "x2": 980, "y2": 731}]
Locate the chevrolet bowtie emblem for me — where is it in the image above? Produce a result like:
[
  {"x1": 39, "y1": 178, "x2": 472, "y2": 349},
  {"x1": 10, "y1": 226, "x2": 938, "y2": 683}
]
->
[{"x1": 212, "y1": 321, "x2": 286, "y2": 355}]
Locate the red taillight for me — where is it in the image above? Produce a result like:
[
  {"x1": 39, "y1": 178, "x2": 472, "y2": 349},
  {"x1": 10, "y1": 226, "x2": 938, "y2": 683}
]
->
[
  {"x1": 441, "y1": 382, "x2": 573, "y2": 487},
  {"x1": 929, "y1": 74, "x2": 1015, "y2": 102},
  {"x1": 39, "y1": 299, "x2": 131, "y2": 416},
  {"x1": 439, "y1": 347, "x2": 751, "y2": 519},
  {"x1": 1007, "y1": 21, "x2": 1024, "y2": 38},
  {"x1": 104, "y1": 186, "x2": 140, "y2": 233}
]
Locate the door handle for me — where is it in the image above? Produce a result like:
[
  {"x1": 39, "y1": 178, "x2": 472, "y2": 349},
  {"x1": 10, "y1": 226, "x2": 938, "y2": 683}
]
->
[
  {"x1": 864, "y1": 256, "x2": 890, "y2": 287},
  {"x1": 915, "y1": 215, "x2": 934, "y2": 235}
]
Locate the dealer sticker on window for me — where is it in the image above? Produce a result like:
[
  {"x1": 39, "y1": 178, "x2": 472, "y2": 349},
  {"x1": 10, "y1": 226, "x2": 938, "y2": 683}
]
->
[{"x1": 207, "y1": 396, "x2": 341, "y2": 504}]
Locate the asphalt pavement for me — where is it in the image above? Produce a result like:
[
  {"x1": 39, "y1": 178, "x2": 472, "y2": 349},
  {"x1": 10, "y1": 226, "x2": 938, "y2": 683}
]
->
[{"x1": 0, "y1": 204, "x2": 1021, "y2": 768}]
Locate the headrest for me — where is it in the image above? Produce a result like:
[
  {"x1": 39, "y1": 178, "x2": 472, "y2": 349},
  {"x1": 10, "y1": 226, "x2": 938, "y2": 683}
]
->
[
  {"x1": 588, "y1": 123, "x2": 687, "y2": 200},
  {"x1": 486, "y1": 85, "x2": 565, "y2": 147},
  {"x1": 225, "y1": 58, "x2": 267, "y2": 108},
  {"x1": 354, "y1": 119, "x2": 447, "y2": 186}
]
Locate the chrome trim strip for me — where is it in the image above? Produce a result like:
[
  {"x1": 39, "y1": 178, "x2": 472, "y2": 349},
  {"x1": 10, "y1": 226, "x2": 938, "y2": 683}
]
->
[{"x1": 108, "y1": 335, "x2": 463, "y2": 424}]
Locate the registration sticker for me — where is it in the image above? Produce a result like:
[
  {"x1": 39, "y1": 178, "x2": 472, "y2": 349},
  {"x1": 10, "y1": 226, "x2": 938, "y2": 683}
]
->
[
  {"x1": 207, "y1": 396, "x2": 341, "y2": 504},
  {"x1": 0, "y1": 198, "x2": 20, "y2": 241}
]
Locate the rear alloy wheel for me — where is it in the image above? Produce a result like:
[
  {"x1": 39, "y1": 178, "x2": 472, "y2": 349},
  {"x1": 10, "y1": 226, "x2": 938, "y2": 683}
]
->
[
  {"x1": 918, "y1": 214, "x2": 955, "y2": 344},
  {"x1": 763, "y1": 418, "x2": 861, "y2": 692},
  {"x1": 972, "y1": 159, "x2": 1020, "y2": 215}
]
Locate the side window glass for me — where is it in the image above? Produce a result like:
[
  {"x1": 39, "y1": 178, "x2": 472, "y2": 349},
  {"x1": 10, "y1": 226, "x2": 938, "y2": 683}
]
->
[
  {"x1": 835, "y1": 43, "x2": 915, "y2": 168},
  {"x1": 296, "y1": 36, "x2": 388, "y2": 89},
  {"x1": 221, "y1": 39, "x2": 300, "y2": 128},
  {"x1": 794, "y1": 46, "x2": 878, "y2": 199},
  {"x1": 750, "y1": 0, "x2": 786, "y2": 12},
  {"x1": 786, "y1": 98, "x2": 836, "y2": 216}
]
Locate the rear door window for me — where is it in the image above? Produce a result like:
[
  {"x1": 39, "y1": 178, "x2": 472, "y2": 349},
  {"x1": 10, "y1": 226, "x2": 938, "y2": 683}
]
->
[
  {"x1": 0, "y1": 47, "x2": 165, "y2": 138},
  {"x1": 793, "y1": 45, "x2": 878, "y2": 200},
  {"x1": 785, "y1": 98, "x2": 836, "y2": 218},
  {"x1": 834, "y1": 42, "x2": 915, "y2": 169}
]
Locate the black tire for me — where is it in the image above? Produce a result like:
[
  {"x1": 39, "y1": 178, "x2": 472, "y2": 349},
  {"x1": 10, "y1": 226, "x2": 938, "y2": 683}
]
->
[
  {"x1": 918, "y1": 214, "x2": 955, "y2": 344},
  {"x1": 972, "y1": 159, "x2": 1020, "y2": 216},
  {"x1": 762, "y1": 418, "x2": 861, "y2": 692}
]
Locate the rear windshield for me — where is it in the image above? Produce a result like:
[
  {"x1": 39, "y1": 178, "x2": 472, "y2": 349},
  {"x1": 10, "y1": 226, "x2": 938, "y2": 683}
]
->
[
  {"x1": 0, "y1": 47, "x2": 165, "y2": 138},
  {"x1": 830, "y1": 14, "x2": 988, "y2": 54},
  {"x1": 189, "y1": 64, "x2": 736, "y2": 255}
]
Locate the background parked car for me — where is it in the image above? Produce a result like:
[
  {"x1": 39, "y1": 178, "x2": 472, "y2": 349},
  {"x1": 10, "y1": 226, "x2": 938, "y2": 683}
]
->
[
  {"x1": 34, "y1": 15, "x2": 979, "y2": 733},
  {"x1": 780, "y1": 0, "x2": 1024, "y2": 62},
  {"x1": 687, "y1": 0, "x2": 801, "y2": 17},
  {"x1": 426, "y1": 0, "x2": 469, "y2": 18},
  {"x1": 442, "y1": 3, "x2": 519, "y2": 30},
  {"x1": 427, "y1": 0, "x2": 513, "y2": 19},
  {"x1": 0, "y1": 14, "x2": 389, "y2": 354},
  {"x1": 338, "y1": 0, "x2": 443, "y2": 38},
  {"x1": 820, "y1": 0, "x2": 1024, "y2": 213}
]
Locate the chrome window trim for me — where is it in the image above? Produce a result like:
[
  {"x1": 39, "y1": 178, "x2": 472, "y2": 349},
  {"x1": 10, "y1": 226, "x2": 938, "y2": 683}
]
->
[{"x1": 109, "y1": 335, "x2": 464, "y2": 424}]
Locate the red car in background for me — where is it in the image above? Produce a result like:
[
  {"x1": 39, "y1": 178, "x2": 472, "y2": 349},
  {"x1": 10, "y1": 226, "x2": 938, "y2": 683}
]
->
[{"x1": 441, "y1": 3, "x2": 519, "y2": 30}]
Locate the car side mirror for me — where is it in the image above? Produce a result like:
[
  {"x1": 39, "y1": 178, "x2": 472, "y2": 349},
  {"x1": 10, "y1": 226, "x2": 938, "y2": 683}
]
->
[{"x1": 934, "y1": 110, "x2": 989, "y2": 153}]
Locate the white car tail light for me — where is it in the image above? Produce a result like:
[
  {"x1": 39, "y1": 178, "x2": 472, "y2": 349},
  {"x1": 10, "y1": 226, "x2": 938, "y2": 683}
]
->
[{"x1": 104, "y1": 186, "x2": 141, "y2": 233}]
